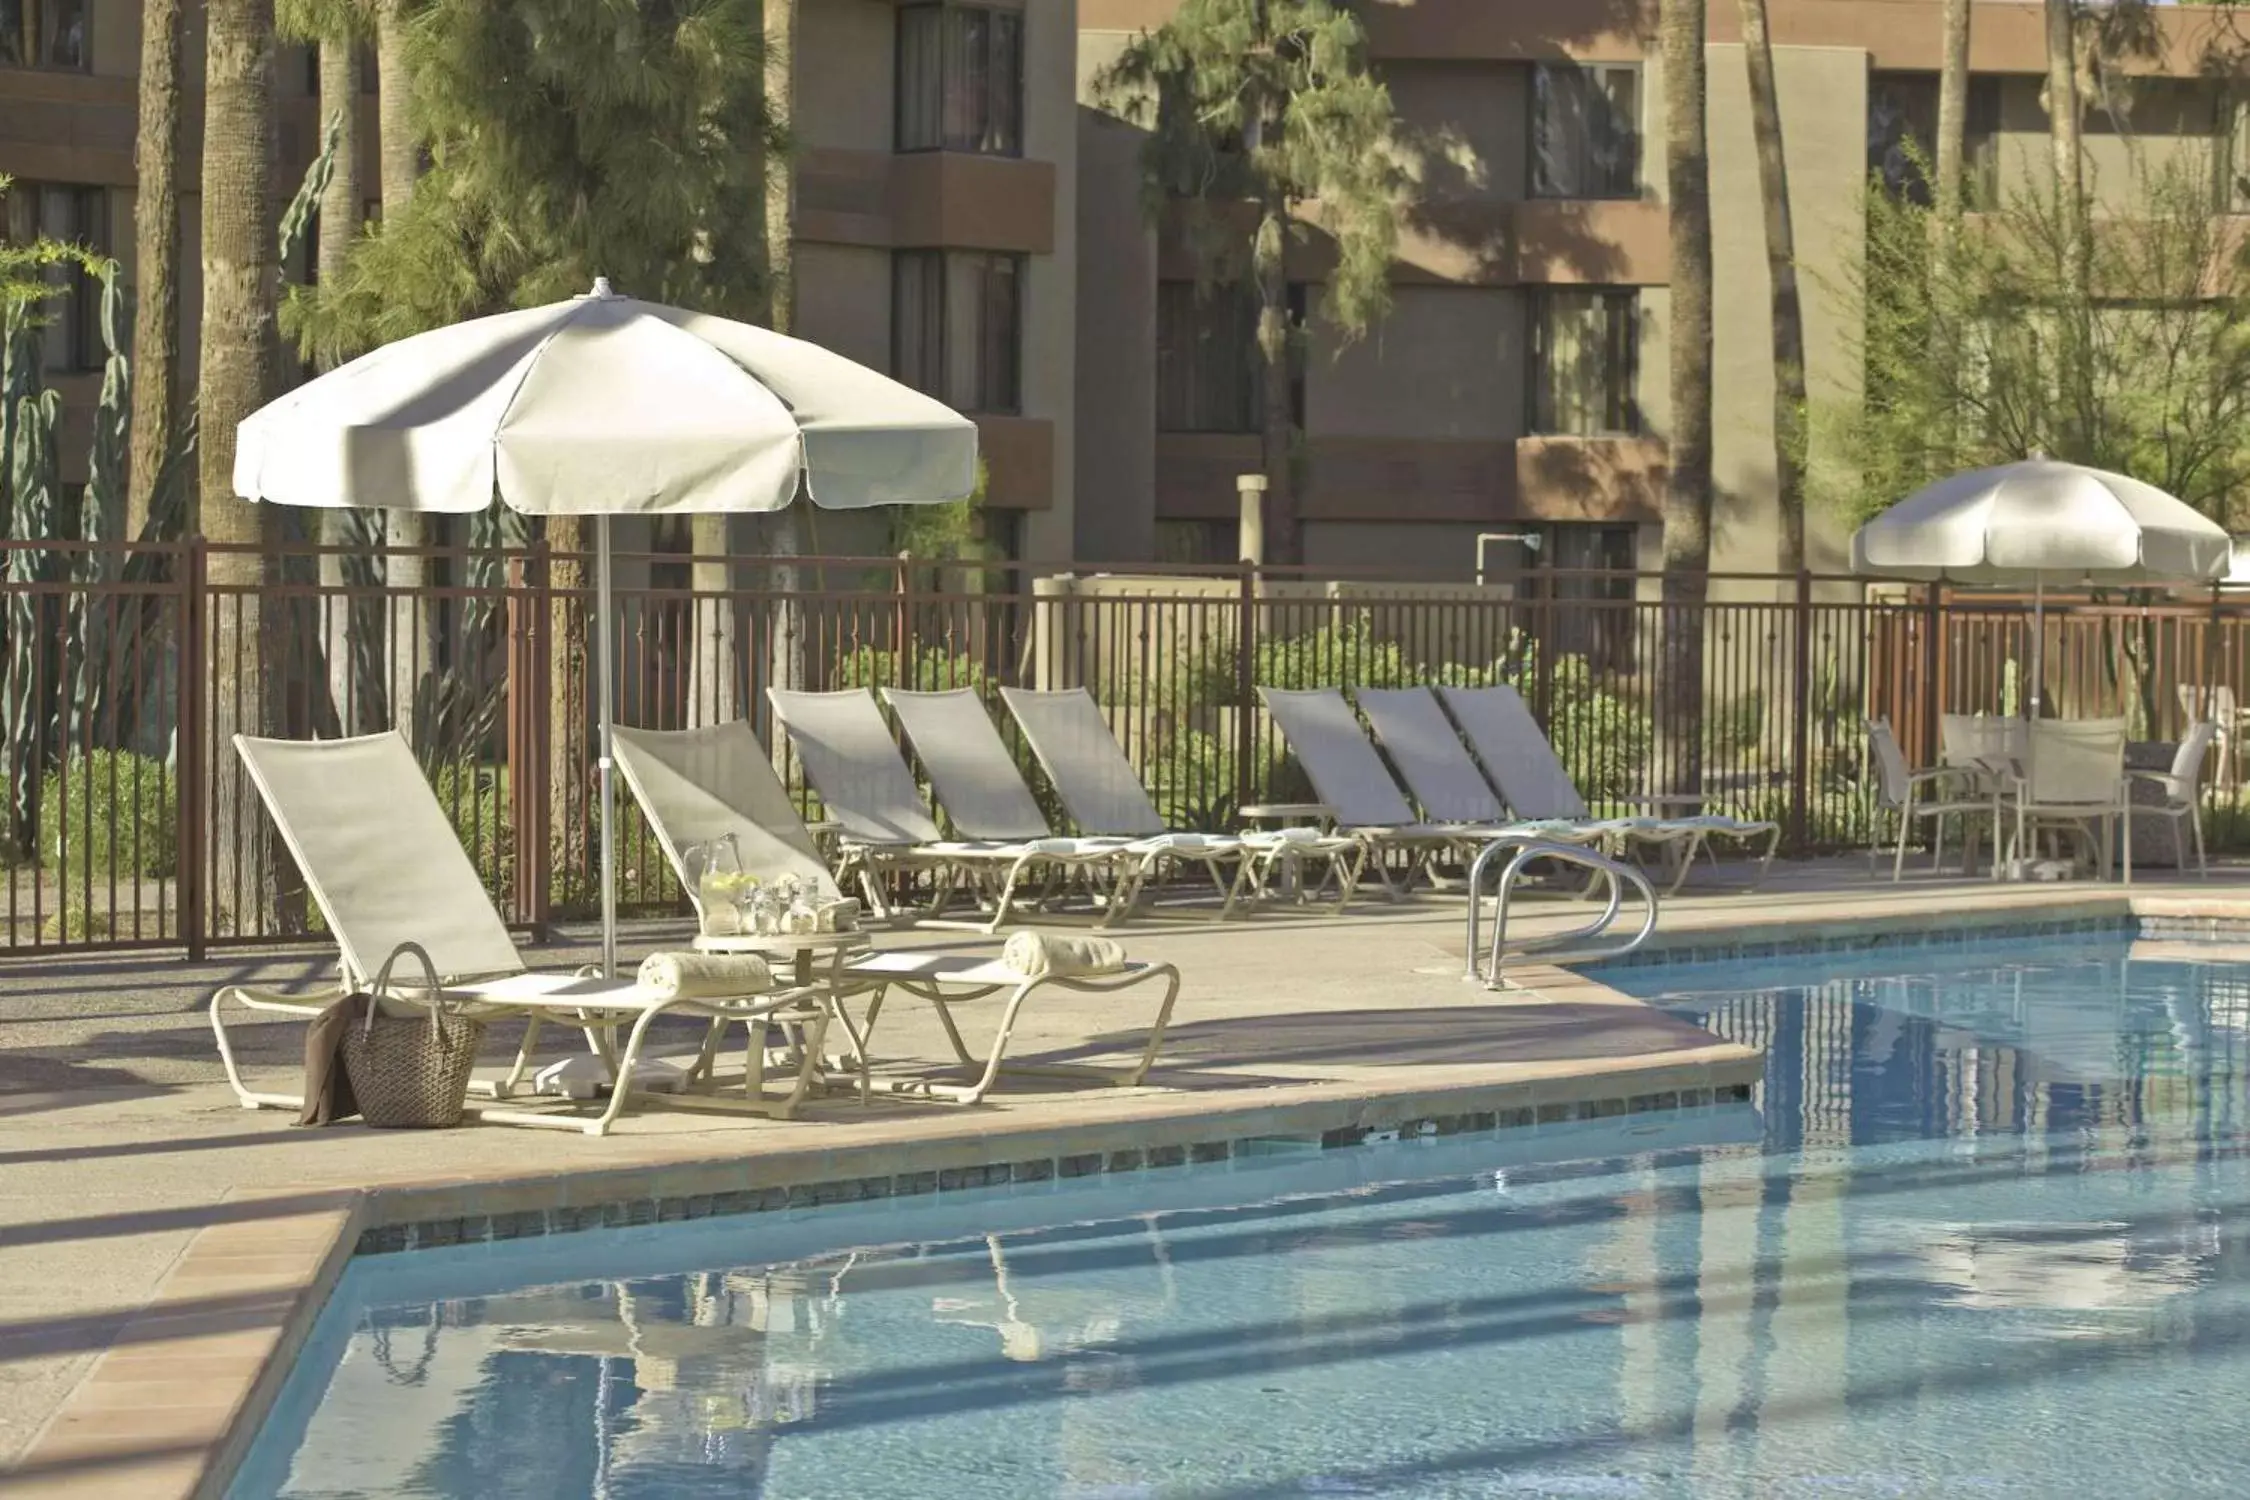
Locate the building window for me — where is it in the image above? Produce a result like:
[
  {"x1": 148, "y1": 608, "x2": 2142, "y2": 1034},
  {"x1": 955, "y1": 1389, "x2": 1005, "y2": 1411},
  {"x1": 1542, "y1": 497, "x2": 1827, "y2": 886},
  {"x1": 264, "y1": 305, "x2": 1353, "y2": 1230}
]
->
[
  {"x1": 1155, "y1": 520, "x2": 1236, "y2": 565},
  {"x1": 1868, "y1": 72, "x2": 2001, "y2": 208},
  {"x1": 2, "y1": 182, "x2": 108, "y2": 373},
  {"x1": 892, "y1": 249, "x2": 1024, "y2": 413},
  {"x1": 1530, "y1": 289, "x2": 1638, "y2": 437},
  {"x1": 0, "y1": 0, "x2": 87, "y2": 69},
  {"x1": 896, "y1": 4, "x2": 1024, "y2": 156},
  {"x1": 1542, "y1": 523, "x2": 1639, "y2": 674},
  {"x1": 1530, "y1": 63, "x2": 1639, "y2": 199},
  {"x1": 1155, "y1": 281, "x2": 1306, "y2": 434}
]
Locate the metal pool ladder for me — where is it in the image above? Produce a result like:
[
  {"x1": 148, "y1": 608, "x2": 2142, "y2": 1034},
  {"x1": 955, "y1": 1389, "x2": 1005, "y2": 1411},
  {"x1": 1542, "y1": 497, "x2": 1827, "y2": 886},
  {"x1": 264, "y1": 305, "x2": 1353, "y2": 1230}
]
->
[{"x1": 1463, "y1": 836, "x2": 1658, "y2": 990}]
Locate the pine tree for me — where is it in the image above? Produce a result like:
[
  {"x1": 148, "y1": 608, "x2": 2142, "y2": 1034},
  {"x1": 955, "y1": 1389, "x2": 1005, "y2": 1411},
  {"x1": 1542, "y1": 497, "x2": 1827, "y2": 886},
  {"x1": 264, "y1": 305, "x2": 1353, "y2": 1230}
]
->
[{"x1": 1097, "y1": 0, "x2": 1403, "y2": 565}]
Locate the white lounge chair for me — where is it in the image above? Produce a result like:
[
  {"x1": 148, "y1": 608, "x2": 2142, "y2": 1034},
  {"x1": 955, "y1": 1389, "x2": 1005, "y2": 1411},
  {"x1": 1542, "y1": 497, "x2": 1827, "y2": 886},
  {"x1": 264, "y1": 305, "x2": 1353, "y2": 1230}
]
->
[
  {"x1": 208, "y1": 732, "x2": 834, "y2": 1135},
  {"x1": 1437, "y1": 683, "x2": 1781, "y2": 892},
  {"x1": 1258, "y1": 686, "x2": 1525, "y2": 894},
  {"x1": 2131, "y1": 720, "x2": 2216, "y2": 878},
  {"x1": 611, "y1": 720, "x2": 1183, "y2": 1104},
  {"x1": 766, "y1": 686, "x2": 1076, "y2": 931},
  {"x1": 1000, "y1": 685, "x2": 1368, "y2": 914}
]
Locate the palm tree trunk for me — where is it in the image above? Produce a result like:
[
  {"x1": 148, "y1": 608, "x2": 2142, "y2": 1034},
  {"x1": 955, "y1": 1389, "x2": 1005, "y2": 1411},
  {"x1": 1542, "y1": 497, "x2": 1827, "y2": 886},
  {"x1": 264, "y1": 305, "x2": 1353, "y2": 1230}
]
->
[
  {"x1": 2044, "y1": 0, "x2": 2094, "y2": 456},
  {"x1": 126, "y1": 0, "x2": 182, "y2": 547},
  {"x1": 1934, "y1": 0, "x2": 1972, "y2": 232},
  {"x1": 374, "y1": 0, "x2": 431, "y2": 734},
  {"x1": 198, "y1": 0, "x2": 280, "y2": 937},
  {"x1": 1254, "y1": 186, "x2": 1298, "y2": 566},
  {"x1": 1737, "y1": 0, "x2": 1807, "y2": 578},
  {"x1": 1659, "y1": 0, "x2": 1714, "y2": 802},
  {"x1": 316, "y1": 36, "x2": 384, "y2": 735},
  {"x1": 744, "y1": 0, "x2": 802, "y2": 722}
]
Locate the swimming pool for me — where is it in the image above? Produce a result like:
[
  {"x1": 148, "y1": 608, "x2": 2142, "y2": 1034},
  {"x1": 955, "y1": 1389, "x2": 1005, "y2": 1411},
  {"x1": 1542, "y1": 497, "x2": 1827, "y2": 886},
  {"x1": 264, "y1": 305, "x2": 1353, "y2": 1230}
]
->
[{"x1": 233, "y1": 925, "x2": 2250, "y2": 1498}]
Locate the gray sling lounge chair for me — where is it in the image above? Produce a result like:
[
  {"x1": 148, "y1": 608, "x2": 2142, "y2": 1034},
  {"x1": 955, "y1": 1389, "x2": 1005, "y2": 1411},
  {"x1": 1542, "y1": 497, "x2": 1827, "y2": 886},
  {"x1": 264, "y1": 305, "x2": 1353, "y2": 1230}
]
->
[
  {"x1": 767, "y1": 686, "x2": 1077, "y2": 931},
  {"x1": 1258, "y1": 687, "x2": 1529, "y2": 894},
  {"x1": 1437, "y1": 683, "x2": 1781, "y2": 891},
  {"x1": 612, "y1": 720, "x2": 1184, "y2": 1104},
  {"x1": 1000, "y1": 685, "x2": 1367, "y2": 913},
  {"x1": 208, "y1": 732, "x2": 833, "y2": 1134},
  {"x1": 885, "y1": 686, "x2": 1258, "y2": 925}
]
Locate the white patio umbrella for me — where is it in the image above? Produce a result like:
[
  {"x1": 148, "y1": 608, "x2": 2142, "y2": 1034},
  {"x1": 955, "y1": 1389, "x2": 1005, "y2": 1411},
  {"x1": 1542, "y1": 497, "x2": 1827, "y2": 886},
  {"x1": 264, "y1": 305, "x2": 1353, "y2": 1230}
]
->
[
  {"x1": 234, "y1": 278, "x2": 978, "y2": 974},
  {"x1": 1850, "y1": 459, "x2": 2231, "y2": 716}
]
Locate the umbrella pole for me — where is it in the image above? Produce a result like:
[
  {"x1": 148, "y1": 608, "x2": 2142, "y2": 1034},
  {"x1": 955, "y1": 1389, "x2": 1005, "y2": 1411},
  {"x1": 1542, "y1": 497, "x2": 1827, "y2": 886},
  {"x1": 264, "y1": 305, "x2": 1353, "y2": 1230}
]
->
[{"x1": 598, "y1": 513, "x2": 618, "y2": 979}]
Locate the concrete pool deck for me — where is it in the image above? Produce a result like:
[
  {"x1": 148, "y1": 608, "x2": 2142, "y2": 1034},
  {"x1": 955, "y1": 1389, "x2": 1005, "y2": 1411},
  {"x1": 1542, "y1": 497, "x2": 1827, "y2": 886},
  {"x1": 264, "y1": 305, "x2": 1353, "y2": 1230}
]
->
[{"x1": 5, "y1": 859, "x2": 2248, "y2": 1497}]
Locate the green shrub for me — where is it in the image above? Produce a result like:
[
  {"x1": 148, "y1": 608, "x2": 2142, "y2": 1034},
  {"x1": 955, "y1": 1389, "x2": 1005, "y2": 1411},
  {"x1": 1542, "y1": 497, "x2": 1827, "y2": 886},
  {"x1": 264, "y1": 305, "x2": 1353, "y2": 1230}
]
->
[{"x1": 38, "y1": 751, "x2": 177, "y2": 881}]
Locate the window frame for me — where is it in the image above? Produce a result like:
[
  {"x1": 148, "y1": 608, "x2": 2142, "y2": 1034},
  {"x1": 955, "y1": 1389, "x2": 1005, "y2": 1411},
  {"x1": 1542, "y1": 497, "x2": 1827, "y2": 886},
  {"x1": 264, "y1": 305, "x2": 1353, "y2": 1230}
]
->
[
  {"x1": 1527, "y1": 286, "x2": 1641, "y2": 438},
  {"x1": 893, "y1": 2, "x2": 1026, "y2": 158},
  {"x1": 1154, "y1": 279, "x2": 1307, "y2": 435},
  {"x1": 0, "y1": 0, "x2": 91, "y2": 73},
  {"x1": 1, "y1": 180, "x2": 109, "y2": 374},
  {"x1": 1527, "y1": 61, "x2": 1641, "y2": 202},
  {"x1": 891, "y1": 247, "x2": 1027, "y2": 415}
]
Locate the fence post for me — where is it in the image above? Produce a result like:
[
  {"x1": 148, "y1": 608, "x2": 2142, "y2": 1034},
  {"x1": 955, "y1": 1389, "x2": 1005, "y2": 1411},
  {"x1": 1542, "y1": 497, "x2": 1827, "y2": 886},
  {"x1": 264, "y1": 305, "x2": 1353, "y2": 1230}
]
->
[
  {"x1": 1788, "y1": 567, "x2": 1813, "y2": 855},
  {"x1": 895, "y1": 551, "x2": 915, "y2": 681},
  {"x1": 1920, "y1": 583, "x2": 1944, "y2": 767},
  {"x1": 179, "y1": 538, "x2": 208, "y2": 959},
  {"x1": 510, "y1": 539, "x2": 554, "y2": 936},
  {"x1": 1235, "y1": 558, "x2": 1257, "y2": 815}
]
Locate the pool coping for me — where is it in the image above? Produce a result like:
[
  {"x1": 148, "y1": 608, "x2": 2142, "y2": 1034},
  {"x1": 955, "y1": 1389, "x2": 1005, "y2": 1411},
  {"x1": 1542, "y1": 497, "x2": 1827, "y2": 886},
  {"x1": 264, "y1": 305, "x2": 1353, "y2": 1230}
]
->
[{"x1": 25, "y1": 888, "x2": 2250, "y2": 1499}]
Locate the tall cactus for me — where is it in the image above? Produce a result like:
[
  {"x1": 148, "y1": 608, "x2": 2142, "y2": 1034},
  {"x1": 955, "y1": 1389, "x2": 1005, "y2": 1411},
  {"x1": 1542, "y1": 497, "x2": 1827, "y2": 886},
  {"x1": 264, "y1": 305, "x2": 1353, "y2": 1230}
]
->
[
  {"x1": 69, "y1": 262, "x2": 130, "y2": 748},
  {"x1": 6, "y1": 381, "x2": 62, "y2": 845}
]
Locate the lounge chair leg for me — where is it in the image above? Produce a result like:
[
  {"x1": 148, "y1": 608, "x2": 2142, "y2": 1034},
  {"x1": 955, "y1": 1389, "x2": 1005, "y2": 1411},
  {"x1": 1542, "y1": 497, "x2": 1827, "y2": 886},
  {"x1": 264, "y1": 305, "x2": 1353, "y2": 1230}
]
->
[
  {"x1": 489, "y1": 1013, "x2": 546, "y2": 1099},
  {"x1": 208, "y1": 987, "x2": 310, "y2": 1112}
]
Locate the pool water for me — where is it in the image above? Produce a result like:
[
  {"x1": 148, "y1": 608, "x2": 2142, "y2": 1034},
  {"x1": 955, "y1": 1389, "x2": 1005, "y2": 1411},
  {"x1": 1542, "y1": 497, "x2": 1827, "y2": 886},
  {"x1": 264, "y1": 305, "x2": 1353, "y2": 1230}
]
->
[{"x1": 234, "y1": 930, "x2": 2250, "y2": 1499}]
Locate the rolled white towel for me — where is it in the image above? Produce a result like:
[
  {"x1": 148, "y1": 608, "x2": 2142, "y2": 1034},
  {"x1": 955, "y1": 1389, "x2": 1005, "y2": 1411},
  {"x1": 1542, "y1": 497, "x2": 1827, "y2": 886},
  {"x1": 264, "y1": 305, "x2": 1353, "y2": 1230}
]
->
[
  {"x1": 999, "y1": 930, "x2": 1128, "y2": 979},
  {"x1": 637, "y1": 951, "x2": 775, "y2": 1001}
]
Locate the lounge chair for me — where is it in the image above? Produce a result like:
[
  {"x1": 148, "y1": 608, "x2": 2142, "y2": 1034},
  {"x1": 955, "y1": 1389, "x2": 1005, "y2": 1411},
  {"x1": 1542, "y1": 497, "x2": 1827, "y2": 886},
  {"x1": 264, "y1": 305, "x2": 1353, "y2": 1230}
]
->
[
  {"x1": 1437, "y1": 683, "x2": 1780, "y2": 891},
  {"x1": 208, "y1": 732, "x2": 834, "y2": 1135},
  {"x1": 1355, "y1": 686, "x2": 1618, "y2": 849},
  {"x1": 1257, "y1": 686, "x2": 1527, "y2": 894},
  {"x1": 999, "y1": 685, "x2": 1369, "y2": 914},
  {"x1": 888, "y1": 685, "x2": 1292, "y2": 924},
  {"x1": 766, "y1": 686, "x2": 1076, "y2": 931},
  {"x1": 611, "y1": 720, "x2": 1183, "y2": 1104}
]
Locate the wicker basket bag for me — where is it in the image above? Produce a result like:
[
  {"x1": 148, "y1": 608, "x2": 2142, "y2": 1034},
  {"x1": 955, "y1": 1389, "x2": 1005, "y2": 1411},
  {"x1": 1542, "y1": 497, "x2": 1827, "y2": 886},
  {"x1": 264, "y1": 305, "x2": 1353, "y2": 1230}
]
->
[{"x1": 340, "y1": 942, "x2": 486, "y2": 1129}]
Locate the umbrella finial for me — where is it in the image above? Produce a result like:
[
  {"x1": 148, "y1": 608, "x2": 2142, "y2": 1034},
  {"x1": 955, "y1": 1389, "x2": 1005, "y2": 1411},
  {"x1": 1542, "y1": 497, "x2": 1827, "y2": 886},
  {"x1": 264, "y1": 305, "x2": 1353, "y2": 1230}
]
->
[{"x1": 589, "y1": 276, "x2": 616, "y2": 299}]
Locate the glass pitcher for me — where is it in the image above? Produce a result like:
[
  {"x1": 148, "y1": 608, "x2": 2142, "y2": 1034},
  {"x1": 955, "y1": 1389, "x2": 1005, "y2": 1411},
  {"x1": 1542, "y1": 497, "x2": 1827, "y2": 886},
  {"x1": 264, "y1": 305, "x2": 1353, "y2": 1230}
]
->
[{"x1": 682, "y1": 834, "x2": 745, "y2": 935}]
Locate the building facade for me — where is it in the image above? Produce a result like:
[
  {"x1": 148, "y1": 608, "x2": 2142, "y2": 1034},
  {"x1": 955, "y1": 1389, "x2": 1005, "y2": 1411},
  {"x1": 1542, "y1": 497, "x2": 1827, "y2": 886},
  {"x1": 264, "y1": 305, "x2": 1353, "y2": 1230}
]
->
[{"x1": 3, "y1": 0, "x2": 2246, "y2": 584}]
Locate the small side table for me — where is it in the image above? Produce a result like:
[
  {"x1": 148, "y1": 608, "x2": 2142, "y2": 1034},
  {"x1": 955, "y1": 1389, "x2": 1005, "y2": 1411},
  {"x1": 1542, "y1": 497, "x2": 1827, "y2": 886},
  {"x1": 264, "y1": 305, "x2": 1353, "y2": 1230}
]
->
[
  {"x1": 1240, "y1": 802, "x2": 1338, "y2": 903},
  {"x1": 690, "y1": 929, "x2": 873, "y2": 1097}
]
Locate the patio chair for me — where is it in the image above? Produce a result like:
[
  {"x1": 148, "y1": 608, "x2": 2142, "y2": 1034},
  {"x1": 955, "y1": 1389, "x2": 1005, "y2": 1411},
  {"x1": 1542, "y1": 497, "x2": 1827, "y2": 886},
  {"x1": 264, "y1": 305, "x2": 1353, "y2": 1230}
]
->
[
  {"x1": 2003, "y1": 716, "x2": 2131, "y2": 882},
  {"x1": 999, "y1": 685, "x2": 1369, "y2": 914},
  {"x1": 1866, "y1": 717, "x2": 2000, "y2": 881},
  {"x1": 208, "y1": 732, "x2": 834, "y2": 1135},
  {"x1": 1257, "y1": 686, "x2": 1525, "y2": 894},
  {"x1": 2130, "y1": 719, "x2": 2217, "y2": 879},
  {"x1": 611, "y1": 720, "x2": 1182, "y2": 1104},
  {"x1": 766, "y1": 686, "x2": 1066, "y2": 931},
  {"x1": 1436, "y1": 683, "x2": 1781, "y2": 891}
]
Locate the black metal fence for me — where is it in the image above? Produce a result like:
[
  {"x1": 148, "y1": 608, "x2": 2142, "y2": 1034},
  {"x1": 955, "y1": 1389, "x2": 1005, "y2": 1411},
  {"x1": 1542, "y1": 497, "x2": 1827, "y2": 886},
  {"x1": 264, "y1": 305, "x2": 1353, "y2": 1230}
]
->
[{"x1": 4, "y1": 538, "x2": 2246, "y2": 954}]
